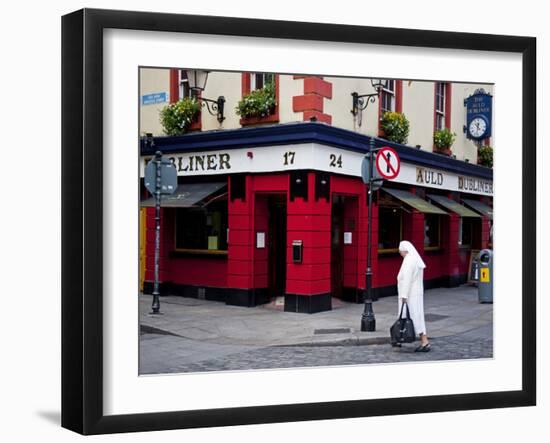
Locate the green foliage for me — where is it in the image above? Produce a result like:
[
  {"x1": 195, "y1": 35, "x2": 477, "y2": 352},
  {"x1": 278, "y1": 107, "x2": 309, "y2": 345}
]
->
[
  {"x1": 235, "y1": 81, "x2": 276, "y2": 119},
  {"x1": 160, "y1": 97, "x2": 201, "y2": 136},
  {"x1": 380, "y1": 112, "x2": 410, "y2": 144},
  {"x1": 433, "y1": 128, "x2": 456, "y2": 150},
  {"x1": 478, "y1": 145, "x2": 493, "y2": 168}
]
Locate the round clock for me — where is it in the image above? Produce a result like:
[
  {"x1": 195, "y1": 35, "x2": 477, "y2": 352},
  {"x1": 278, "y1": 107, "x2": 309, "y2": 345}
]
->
[{"x1": 468, "y1": 116, "x2": 488, "y2": 139}]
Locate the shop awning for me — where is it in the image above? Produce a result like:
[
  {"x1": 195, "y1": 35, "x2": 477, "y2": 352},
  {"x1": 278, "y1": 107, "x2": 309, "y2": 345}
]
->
[
  {"x1": 383, "y1": 188, "x2": 447, "y2": 215},
  {"x1": 140, "y1": 182, "x2": 227, "y2": 208},
  {"x1": 427, "y1": 194, "x2": 480, "y2": 217},
  {"x1": 462, "y1": 198, "x2": 493, "y2": 219}
]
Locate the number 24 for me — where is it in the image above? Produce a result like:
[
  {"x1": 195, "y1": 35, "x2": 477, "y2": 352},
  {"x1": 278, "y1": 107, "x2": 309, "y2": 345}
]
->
[{"x1": 329, "y1": 154, "x2": 343, "y2": 168}]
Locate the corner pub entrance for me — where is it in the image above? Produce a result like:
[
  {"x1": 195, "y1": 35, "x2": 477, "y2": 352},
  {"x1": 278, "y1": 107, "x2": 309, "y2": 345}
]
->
[{"x1": 140, "y1": 122, "x2": 493, "y2": 314}]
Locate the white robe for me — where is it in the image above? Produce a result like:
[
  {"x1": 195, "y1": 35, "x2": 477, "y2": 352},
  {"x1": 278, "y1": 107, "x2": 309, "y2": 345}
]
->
[{"x1": 397, "y1": 255, "x2": 427, "y2": 336}]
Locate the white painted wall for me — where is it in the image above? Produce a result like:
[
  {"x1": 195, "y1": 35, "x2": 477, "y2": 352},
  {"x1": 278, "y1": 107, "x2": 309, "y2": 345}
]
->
[
  {"x1": 279, "y1": 75, "x2": 303, "y2": 123},
  {"x1": 402, "y1": 79, "x2": 435, "y2": 150},
  {"x1": 139, "y1": 68, "x2": 170, "y2": 136},
  {"x1": 324, "y1": 76, "x2": 379, "y2": 136},
  {"x1": 201, "y1": 71, "x2": 242, "y2": 131}
]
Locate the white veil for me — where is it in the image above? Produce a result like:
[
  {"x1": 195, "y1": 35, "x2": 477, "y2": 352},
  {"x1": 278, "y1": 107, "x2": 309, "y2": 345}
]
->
[{"x1": 398, "y1": 240, "x2": 426, "y2": 269}]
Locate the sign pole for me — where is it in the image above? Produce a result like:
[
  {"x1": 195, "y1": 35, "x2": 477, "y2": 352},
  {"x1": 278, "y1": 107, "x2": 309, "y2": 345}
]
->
[
  {"x1": 361, "y1": 137, "x2": 376, "y2": 331},
  {"x1": 151, "y1": 151, "x2": 162, "y2": 314},
  {"x1": 144, "y1": 145, "x2": 177, "y2": 315}
]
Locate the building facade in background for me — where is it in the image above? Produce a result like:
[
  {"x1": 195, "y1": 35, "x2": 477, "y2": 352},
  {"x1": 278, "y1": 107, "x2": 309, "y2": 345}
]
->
[
  {"x1": 139, "y1": 68, "x2": 493, "y2": 313},
  {"x1": 140, "y1": 69, "x2": 494, "y2": 162}
]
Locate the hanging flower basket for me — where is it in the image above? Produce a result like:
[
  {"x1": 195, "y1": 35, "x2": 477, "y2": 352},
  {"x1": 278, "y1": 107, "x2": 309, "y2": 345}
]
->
[
  {"x1": 380, "y1": 112, "x2": 410, "y2": 144},
  {"x1": 433, "y1": 128, "x2": 456, "y2": 155},
  {"x1": 236, "y1": 82, "x2": 276, "y2": 120},
  {"x1": 478, "y1": 145, "x2": 493, "y2": 168},
  {"x1": 159, "y1": 97, "x2": 201, "y2": 136}
]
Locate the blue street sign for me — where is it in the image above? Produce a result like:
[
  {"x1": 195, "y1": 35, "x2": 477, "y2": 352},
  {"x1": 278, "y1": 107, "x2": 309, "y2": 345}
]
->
[{"x1": 141, "y1": 92, "x2": 168, "y2": 105}]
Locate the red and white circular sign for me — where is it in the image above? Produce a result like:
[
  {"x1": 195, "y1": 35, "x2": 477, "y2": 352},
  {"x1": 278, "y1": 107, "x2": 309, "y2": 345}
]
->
[{"x1": 375, "y1": 146, "x2": 401, "y2": 180}]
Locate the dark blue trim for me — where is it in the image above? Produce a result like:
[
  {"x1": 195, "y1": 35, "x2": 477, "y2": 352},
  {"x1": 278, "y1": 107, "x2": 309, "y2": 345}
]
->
[{"x1": 141, "y1": 122, "x2": 493, "y2": 180}]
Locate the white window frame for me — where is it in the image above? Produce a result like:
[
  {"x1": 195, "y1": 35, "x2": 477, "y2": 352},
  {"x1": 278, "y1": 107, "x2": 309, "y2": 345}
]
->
[
  {"x1": 380, "y1": 79, "x2": 396, "y2": 114},
  {"x1": 250, "y1": 72, "x2": 274, "y2": 91},
  {"x1": 435, "y1": 82, "x2": 447, "y2": 130}
]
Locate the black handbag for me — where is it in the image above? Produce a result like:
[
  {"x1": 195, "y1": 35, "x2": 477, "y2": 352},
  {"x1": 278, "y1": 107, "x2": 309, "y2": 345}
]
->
[{"x1": 390, "y1": 302, "x2": 416, "y2": 344}]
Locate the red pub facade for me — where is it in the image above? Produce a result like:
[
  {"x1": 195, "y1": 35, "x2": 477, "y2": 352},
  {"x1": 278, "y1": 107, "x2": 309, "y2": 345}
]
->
[{"x1": 140, "y1": 122, "x2": 493, "y2": 313}]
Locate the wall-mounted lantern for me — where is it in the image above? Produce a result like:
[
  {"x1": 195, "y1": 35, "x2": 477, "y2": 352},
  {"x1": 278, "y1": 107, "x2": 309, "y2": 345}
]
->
[
  {"x1": 184, "y1": 69, "x2": 226, "y2": 123},
  {"x1": 351, "y1": 78, "x2": 389, "y2": 116}
]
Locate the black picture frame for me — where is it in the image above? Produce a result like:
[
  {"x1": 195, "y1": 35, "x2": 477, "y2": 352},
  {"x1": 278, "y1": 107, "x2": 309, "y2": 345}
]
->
[{"x1": 62, "y1": 8, "x2": 536, "y2": 435}]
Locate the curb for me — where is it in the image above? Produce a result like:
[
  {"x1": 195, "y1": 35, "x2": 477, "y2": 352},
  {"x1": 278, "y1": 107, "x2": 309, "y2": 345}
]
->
[
  {"x1": 274, "y1": 336, "x2": 392, "y2": 347},
  {"x1": 140, "y1": 322, "x2": 392, "y2": 346},
  {"x1": 140, "y1": 323, "x2": 489, "y2": 348}
]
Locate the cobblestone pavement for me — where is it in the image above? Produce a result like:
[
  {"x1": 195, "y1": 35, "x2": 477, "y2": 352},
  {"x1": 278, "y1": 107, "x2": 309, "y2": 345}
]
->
[{"x1": 140, "y1": 324, "x2": 492, "y2": 375}]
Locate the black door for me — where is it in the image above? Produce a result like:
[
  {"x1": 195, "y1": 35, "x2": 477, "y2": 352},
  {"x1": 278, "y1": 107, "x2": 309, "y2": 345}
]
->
[{"x1": 268, "y1": 195, "x2": 287, "y2": 299}]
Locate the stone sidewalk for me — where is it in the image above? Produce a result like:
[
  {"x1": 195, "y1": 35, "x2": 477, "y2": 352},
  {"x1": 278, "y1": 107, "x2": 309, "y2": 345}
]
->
[{"x1": 139, "y1": 285, "x2": 492, "y2": 347}]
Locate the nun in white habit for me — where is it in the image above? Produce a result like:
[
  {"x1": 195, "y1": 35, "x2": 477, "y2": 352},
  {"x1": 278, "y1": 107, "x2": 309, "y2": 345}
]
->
[{"x1": 396, "y1": 240, "x2": 431, "y2": 352}]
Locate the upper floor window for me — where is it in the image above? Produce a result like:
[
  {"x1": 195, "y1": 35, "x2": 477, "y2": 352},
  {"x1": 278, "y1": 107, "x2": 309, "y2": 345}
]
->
[
  {"x1": 239, "y1": 73, "x2": 279, "y2": 125},
  {"x1": 380, "y1": 80, "x2": 396, "y2": 114},
  {"x1": 435, "y1": 82, "x2": 447, "y2": 130},
  {"x1": 250, "y1": 73, "x2": 275, "y2": 91}
]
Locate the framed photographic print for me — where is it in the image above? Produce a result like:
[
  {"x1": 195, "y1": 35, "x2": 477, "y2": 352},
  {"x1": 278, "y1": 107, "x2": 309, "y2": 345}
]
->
[{"x1": 61, "y1": 8, "x2": 536, "y2": 435}]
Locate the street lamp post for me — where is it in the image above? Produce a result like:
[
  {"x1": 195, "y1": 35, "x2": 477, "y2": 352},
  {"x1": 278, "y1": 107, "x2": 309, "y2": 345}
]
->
[
  {"x1": 353, "y1": 78, "x2": 388, "y2": 332},
  {"x1": 361, "y1": 136, "x2": 379, "y2": 331}
]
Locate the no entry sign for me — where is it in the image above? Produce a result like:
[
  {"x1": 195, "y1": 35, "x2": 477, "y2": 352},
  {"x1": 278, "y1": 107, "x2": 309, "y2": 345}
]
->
[{"x1": 375, "y1": 147, "x2": 401, "y2": 180}]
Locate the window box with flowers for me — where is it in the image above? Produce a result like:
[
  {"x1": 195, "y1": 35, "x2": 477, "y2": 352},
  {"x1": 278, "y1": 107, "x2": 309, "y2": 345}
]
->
[
  {"x1": 433, "y1": 128, "x2": 456, "y2": 156},
  {"x1": 380, "y1": 111, "x2": 410, "y2": 144},
  {"x1": 236, "y1": 80, "x2": 278, "y2": 126},
  {"x1": 478, "y1": 145, "x2": 493, "y2": 168},
  {"x1": 159, "y1": 97, "x2": 201, "y2": 136}
]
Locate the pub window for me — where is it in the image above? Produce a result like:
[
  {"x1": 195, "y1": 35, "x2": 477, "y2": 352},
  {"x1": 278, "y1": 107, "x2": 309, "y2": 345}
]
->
[
  {"x1": 458, "y1": 218, "x2": 474, "y2": 247},
  {"x1": 435, "y1": 82, "x2": 447, "y2": 130},
  {"x1": 380, "y1": 79, "x2": 396, "y2": 114},
  {"x1": 424, "y1": 214, "x2": 441, "y2": 249},
  {"x1": 175, "y1": 199, "x2": 228, "y2": 253},
  {"x1": 378, "y1": 206, "x2": 403, "y2": 252},
  {"x1": 250, "y1": 72, "x2": 274, "y2": 91}
]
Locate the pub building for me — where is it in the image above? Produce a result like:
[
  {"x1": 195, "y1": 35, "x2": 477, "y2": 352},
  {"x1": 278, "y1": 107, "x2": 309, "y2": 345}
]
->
[{"x1": 140, "y1": 121, "x2": 493, "y2": 313}]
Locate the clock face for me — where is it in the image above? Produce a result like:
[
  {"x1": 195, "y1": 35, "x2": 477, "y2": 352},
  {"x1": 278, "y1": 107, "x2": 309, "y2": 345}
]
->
[{"x1": 469, "y1": 117, "x2": 487, "y2": 139}]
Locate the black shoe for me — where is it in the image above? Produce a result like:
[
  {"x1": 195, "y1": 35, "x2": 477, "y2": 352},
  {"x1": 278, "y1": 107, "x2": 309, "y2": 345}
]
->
[
  {"x1": 391, "y1": 342, "x2": 402, "y2": 348},
  {"x1": 414, "y1": 343, "x2": 431, "y2": 352}
]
